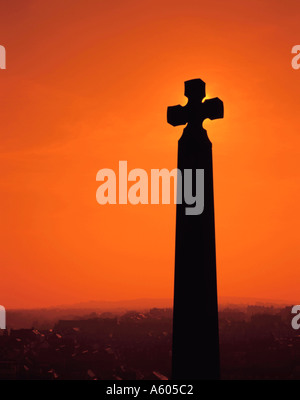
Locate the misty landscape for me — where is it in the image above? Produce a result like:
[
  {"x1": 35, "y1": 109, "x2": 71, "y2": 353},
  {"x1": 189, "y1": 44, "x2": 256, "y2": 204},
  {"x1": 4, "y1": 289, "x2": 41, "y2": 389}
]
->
[{"x1": 0, "y1": 300, "x2": 299, "y2": 380}]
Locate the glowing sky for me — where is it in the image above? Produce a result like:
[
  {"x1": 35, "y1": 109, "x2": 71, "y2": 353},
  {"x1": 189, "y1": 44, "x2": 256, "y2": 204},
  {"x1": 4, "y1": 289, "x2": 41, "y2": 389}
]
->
[{"x1": 0, "y1": 0, "x2": 299, "y2": 308}]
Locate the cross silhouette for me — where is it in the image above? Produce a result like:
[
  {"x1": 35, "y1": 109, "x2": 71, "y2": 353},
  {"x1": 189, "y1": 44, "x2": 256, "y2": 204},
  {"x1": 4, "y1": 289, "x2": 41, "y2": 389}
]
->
[
  {"x1": 167, "y1": 78, "x2": 223, "y2": 129},
  {"x1": 168, "y1": 78, "x2": 224, "y2": 380}
]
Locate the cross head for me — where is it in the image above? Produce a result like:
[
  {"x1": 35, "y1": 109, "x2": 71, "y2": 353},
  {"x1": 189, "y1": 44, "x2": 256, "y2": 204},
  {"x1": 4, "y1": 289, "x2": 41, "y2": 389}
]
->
[{"x1": 167, "y1": 78, "x2": 224, "y2": 129}]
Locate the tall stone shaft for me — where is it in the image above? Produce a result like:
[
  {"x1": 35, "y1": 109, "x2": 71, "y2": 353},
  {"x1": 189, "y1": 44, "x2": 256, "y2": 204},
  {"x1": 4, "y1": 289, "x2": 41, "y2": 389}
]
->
[
  {"x1": 168, "y1": 78, "x2": 223, "y2": 380},
  {"x1": 172, "y1": 126, "x2": 220, "y2": 380}
]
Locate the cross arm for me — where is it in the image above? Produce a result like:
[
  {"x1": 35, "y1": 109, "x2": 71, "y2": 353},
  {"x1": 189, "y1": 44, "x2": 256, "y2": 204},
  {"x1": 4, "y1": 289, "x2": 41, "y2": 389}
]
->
[{"x1": 202, "y1": 98, "x2": 224, "y2": 121}]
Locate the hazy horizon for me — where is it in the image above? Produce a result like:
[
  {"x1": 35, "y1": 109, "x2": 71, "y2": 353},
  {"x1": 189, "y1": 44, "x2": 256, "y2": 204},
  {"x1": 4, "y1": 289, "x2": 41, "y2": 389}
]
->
[{"x1": 4, "y1": 295, "x2": 296, "y2": 311}]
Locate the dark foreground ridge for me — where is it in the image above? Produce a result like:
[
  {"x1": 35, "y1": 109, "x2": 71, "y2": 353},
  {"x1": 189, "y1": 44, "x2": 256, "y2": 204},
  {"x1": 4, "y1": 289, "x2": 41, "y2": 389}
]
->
[{"x1": 0, "y1": 305, "x2": 299, "y2": 380}]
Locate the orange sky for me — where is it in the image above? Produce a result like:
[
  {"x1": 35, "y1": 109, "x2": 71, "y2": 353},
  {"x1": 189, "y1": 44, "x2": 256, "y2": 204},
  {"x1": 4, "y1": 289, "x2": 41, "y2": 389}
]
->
[{"x1": 0, "y1": 0, "x2": 299, "y2": 309}]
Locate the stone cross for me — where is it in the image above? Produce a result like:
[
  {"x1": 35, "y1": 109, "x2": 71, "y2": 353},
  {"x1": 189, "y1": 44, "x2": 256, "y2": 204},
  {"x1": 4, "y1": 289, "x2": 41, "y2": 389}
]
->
[{"x1": 168, "y1": 78, "x2": 224, "y2": 380}]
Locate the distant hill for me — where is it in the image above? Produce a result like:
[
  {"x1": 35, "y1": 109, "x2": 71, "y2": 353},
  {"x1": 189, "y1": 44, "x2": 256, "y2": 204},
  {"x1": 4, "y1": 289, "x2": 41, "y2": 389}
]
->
[
  {"x1": 219, "y1": 296, "x2": 291, "y2": 306},
  {"x1": 5, "y1": 296, "x2": 294, "y2": 330},
  {"x1": 52, "y1": 298, "x2": 173, "y2": 311},
  {"x1": 52, "y1": 296, "x2": 291, "y2": 310},
  {"x1": 7, "y1": 295, "x2": 293, "y2": 313}
]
